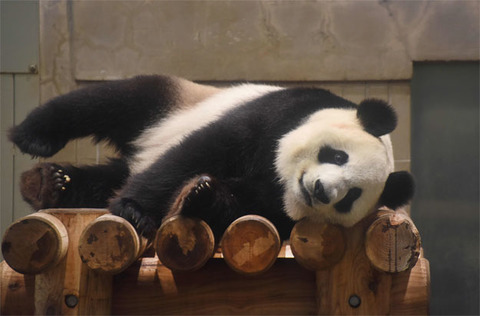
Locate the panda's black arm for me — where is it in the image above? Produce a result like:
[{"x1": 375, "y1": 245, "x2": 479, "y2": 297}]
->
[{"x1": 9, "y1": 75, "x2": 179, "y2": 157}]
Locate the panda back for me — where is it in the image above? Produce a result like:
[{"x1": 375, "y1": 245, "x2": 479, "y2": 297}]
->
[{"x1": 130, "y1": 84, "x2": 283, "y2": 174}]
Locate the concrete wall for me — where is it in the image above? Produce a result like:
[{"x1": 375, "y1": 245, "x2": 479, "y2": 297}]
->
[
  {"x1": 38, "y1": 0, "x2": 479, "y2": 170},
  {"x1": 43, "y1": 0, "x2": 479, "y2": 82}
]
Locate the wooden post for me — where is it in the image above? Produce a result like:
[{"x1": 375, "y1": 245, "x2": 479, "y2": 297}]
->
[
  {"x1": 315, "y1": 217, "x2": 392, "y2": 315},
  {"x1": 313, "y1": 208, "x2": 426, "y2": 315},
  {"x1": 154, "y1": 215, "x2": 215, "y2": 272},
  {"x1": 78, "y1": 214, "x2": 148, "y2": 274},
  {"x1": 221, "y1": 215, "x2": 281, "y2": 275},
  {"x1": 33, "y1": 209, "x2": 112, "y2": 315}
]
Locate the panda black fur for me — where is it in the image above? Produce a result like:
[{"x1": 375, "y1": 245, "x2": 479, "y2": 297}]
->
[{"x1": 9, "y1": 75, "x2": 414, "y2": 240}]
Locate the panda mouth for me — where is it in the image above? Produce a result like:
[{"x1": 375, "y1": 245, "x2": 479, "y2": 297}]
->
[
  {"x1": 299, "y1": 176, "x2": 362, "y2": 214},
  {"x1": 334, "y1": 187, "x2": 362, "y2": 213},
  {"x1": 298, "y1": 174, "x2": 362, "y2": 213},
  {"x1": 298, "y1": 175, "x2": 313, "y2": 207}
]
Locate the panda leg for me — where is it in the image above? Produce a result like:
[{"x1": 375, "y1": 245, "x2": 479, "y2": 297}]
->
[
  {"x1": 168, "y1": 175, "x2": 244, "y2": 239},
  {"x1": 20, "y1": 159, "x2": 129, "y2": 210}
]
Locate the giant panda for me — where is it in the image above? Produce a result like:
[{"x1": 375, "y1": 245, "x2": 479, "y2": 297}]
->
[{"x1": 9, "y1": 75, "x2": 414, "y2": 241}]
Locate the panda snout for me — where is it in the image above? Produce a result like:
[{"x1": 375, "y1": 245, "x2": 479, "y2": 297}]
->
[{"x1": 314, "y1": 179, "x2": 330, "y2": 204}]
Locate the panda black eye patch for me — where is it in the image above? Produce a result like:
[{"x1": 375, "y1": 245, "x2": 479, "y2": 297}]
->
[{"x1": 318, "y1": 146, "x2": 349, "y2": 166}]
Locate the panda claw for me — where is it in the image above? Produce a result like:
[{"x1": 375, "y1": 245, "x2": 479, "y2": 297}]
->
[{"x1": 179, "y1": 175, "x2": 216, "y2": 214}]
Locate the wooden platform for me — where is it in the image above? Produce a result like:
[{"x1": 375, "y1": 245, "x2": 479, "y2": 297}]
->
[{"x1": 1, "y1": 208, "x2": 430, "y2": 315}]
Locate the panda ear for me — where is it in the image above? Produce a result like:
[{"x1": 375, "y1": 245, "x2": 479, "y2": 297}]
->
[
  {"x1": 357, "y1": 99, "x2": 397, "y2": 137},
  {"x1": 379, "y1": 171, "x2": 415, "y2": 210}
]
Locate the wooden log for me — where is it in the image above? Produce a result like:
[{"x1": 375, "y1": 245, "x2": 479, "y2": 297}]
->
[
  {"x1": 0, "y1": 261, "x2": 35, "y2": 315},
  {"x1": 112, "y1": 257, "x2": 317, "y2": 315},
  {"x1": 78, "y1": 214, "x2": 148, "y2": 274},
  {"x1": 1, "y1": 212, "x2": 68, "y2": 274},
  {"x1": 290, "y1": 219, "x2": 346, "y2": 271},
  {"x1": 365, "y1": 209, "x2": 421, "y2": 273},
  {"x1": 33, "y1": 209, "x2": 112, "y2": 315},
  {"x1": 221, "y1": 215, "x2": 281, "y2": 275},
  {"x1": 155, "y1": 215, "x2": 215, "y2": 272},
  {"x1": 390, "y1": 256, "x2": 430, "y2": 315}
]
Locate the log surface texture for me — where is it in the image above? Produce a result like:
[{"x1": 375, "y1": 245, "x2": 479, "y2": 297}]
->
[
  {"x1": 221, "y1": 215, "x2": 281, "y2": 275},
  {"x1": 78, "y1": 214, "x2": 147, "y2": 274}
]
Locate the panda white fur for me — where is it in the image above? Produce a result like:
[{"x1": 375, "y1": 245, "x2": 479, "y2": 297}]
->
[{"x1": 9, "y1": 75, "x2": 414, "y2": 240}]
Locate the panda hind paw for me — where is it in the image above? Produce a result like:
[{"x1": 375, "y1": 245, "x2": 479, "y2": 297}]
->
[{"x1": 20, "y1": 163, "x2": 71, "y2": 210}]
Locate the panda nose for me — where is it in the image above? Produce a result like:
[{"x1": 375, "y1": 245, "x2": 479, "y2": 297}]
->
[{"x1": 314, "y1": 179, "x2": 330, "y2": 204}]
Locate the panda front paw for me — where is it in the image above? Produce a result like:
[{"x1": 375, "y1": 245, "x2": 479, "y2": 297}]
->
[
  {"x1": 9, "y1": 126, "x2": 67, "y2": 158},
  {"x1": 184, "y1": 175, "x2": 216, "y2": 210},
  {"x1": 20, "y1": 163, "x2": 71, "y2": 210},
  {"x1": 168, "y1": 175, "x2": 217, "y2": 219}
]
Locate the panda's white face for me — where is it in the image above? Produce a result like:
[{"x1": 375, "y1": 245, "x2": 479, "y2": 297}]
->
[{"x1": 275, "y1": 108, "x2": 394, "y2": 227}]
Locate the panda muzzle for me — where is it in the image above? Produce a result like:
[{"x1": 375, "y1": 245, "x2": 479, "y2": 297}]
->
[{"x1": 314, "y1": 179, "x2": 330, "y2": 204}]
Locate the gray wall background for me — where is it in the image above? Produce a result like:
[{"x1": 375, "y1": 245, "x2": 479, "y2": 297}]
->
[
  {"x1": 1, "y1": 1, "x2": 479, "y2": 315},
  {"x1": 411, "y1": 62, "x2": 479, "y2": 315}
]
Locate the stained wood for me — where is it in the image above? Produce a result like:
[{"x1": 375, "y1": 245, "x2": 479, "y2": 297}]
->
[
  {"x1": 112, "y1": 257, "x2": 317, "y2": 315},
  {"x1": 221, "y1": 215, "x2": 281, "y2": 275},
  {"x1": 1, "y1": 209, "x2": 429, "y2": 315},
  {"x1": 155, "y1": 215, "x2": 215, "y2": 272},
  {"x1": 365, "y1": 209, "x2": 421, "y2": 273},
  {"x1": 34, "y1": 209, "x2": 112, "y2": 315},
  {"x1": 290, "y1": 219, "x2": 345, "y2": 270},
  {"x1": 0, "y1": 261, "x2": 35, "y2": 315},
  {"x1": 78, "y1": 214, "x2": 147, "y2": 274},
  {"x1": 1, "y1": 212, "x2": 68, "y2": 274},
  {"x1": 315, "y1": 217, "x2": 392, "y2": 315},
  {"x1": 390, "y1": 257, "x2": 430, "y2": 315}
]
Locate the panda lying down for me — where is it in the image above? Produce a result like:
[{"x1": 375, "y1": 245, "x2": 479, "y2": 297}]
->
[{"x1": 9, "y1": 75, "x2": 414, "y2": 241}]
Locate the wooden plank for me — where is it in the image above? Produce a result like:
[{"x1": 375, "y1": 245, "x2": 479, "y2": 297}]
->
[
  {"x1": 390, "y1": 257, "x2": 430, "y2": 315},
  {"x1": 341, "y1": 84, "x2": 366, "y2": 104},
  {"x1": 13, "y1": 74, "x2": 39, "y2": 220},
  {"x1": 0, "y1": 1, "x2": 39, "y2": 73},
  {"x1": 112, "y1": 257, "x2": 317, "y2": 315},
  {"x1": 366, "y1": 82, "x2": 389, "y2": 100},
  {"x1": 389, "y1": 82, "x2": 411, "y2": 165},
  {"x1": 0, "y1": 261, "x2": 35, "y2": 315},
  {"x1": 1, "y1": 74, "x2": 15, "y2": 252}
]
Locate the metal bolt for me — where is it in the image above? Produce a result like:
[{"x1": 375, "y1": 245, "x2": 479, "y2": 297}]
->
[
  {"x1": 28, "y1": 64, "x2": 38, "y2": 74},
  {"x1": 348, "y1": 294, "x2": 361, "y2": 308},
  {"x1": 65, "y1": 294, "x2": 79, "y2": 308}
]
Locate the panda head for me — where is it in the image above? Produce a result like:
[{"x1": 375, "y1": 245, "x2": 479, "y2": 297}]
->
[{"x1": 275, "y1": 99, "x2": 414, "y2": 227}]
